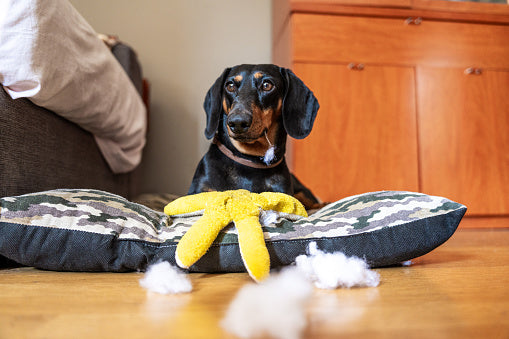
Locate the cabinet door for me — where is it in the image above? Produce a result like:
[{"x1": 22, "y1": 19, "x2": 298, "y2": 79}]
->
[
  {"x1": 417, "y1": 67, "x2": 509, "y2": 215},
  {"x1": 292, "y1": 63, "x2": 419, "y2": 202}
]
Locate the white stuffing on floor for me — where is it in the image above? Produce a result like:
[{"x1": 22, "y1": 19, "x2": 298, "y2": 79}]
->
[
  {"x1": 139, "y1": 261, "x2": 192, "y2": 294},
  {"x1": 221, "y1": 243, "x2": 381, "y2": 338},
  {"x1": 221, "y1": 268, "x2": 312, "y2": 339},
  {"x1": 295, "y1": 242, "x2": 380, "y2": 289}
]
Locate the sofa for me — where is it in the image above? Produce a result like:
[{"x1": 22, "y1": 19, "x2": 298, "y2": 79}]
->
[
  {"x1": 0, "y1": 43, "x2": 146, "y2": 200},
  {"x1": 0, "y1": 0, "x2": 148, "y2": 200}
]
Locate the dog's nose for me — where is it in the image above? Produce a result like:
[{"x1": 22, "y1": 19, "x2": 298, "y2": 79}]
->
[{"x1": 227, "y1": 113, "x2": 252, "y2": 134}]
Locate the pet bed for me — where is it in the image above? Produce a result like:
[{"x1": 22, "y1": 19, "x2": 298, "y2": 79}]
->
[{"x1": 0, "y1": 189, "x2": 466, "y2": 271}]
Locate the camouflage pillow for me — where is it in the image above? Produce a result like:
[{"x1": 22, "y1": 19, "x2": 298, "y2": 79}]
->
[{"x1": 0, "y1": 189, "x2": 466, "y2": 272}]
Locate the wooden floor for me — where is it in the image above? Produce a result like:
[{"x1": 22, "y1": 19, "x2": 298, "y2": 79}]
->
[{"x1": 1, "y1": 229, "x2": 508, "y2": 339}]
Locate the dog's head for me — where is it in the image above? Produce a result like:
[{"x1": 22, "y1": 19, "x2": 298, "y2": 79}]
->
[{"x1": 203, "y1": 64, "x2": 319, "y2": 157}]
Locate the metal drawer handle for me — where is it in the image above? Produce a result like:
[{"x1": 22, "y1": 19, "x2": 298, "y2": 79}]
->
[
  {"x1": 465, "y1": 68, "x2": 483, "y2": 75},
  {"x1": 405, "y1": 17, "x2": 422, "y2": 25},
  {"x1": 348, "y1": 63, "x2": 365, "y2": 71}
]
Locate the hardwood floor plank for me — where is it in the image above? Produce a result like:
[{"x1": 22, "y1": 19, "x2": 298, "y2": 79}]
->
[{"x1": 1, "y1": 229, "x2": 508, "y2": 338}]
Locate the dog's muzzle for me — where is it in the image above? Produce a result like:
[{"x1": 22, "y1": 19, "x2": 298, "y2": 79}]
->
[{"x1": 227, "y1": 111, "x2": 252, "y2": 136}]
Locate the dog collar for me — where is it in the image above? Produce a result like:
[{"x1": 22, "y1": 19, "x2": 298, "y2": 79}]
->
[{"x1": 213, "y1": 137, "x2": 284, "y2": 169}]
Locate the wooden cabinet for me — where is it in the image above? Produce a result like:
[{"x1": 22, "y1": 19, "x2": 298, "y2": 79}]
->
[
  {"x1": 417, "y1": 67, "x2": 509, "y2": 215},
  {"x1": 273, "y1": 0, "x2": 509, "y2": 226},
  {"x1": 291, "y1": 13, "x2": 509, "y2": 68},
  {"x1": 292, "y1": 63, "x2": 419, "y2": 199}
]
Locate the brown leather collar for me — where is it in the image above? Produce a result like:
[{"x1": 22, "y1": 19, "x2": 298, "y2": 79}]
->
[{"x1": 213, "y1": 137, "x2": 283, "y2": 169}]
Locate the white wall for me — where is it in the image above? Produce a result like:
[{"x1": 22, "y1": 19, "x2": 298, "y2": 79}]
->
[{"x1": 70, "y1": 0, "x2": 272, "y2": 195}]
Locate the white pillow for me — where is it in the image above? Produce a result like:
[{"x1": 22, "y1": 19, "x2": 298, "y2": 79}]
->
[{"x1": 0, "y1": 0, "x2": 146, "y2": 173}]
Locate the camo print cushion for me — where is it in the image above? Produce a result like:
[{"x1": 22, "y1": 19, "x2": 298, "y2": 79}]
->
[{"x1": 0, "y1": 189, "x2": 466, "y2": 272}]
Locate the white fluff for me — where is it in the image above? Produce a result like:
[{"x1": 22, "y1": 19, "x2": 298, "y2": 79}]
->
[
  {"x1": 263, "y1": 145, "x2": 276, "y2": 165},
  {"x1": 139, "y1": 261, "x2": 192, "y2": 294},
  {"x1": 221, "y1": 268, "x2": 312, "y2": 339},
  {"x1": 295, "y1": 242, "x2": 380, "y2": 289},
  {"x1": 259, "y1": 209, "x2": 279, "y2": 226}
]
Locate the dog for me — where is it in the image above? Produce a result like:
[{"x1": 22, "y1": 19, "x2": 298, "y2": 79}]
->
[{"x1": 188, "y1": 64, "x2": 322, "y2": 209}]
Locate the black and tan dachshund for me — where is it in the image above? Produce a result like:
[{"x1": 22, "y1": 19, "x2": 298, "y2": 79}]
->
[{"x1": 188, "y1": 64, "x2": 322, "y2": 209}]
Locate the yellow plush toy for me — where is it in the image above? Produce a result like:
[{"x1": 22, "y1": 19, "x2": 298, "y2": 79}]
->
[{"x1": 164, "y1": 190, "x2": 307, "y2": 282}]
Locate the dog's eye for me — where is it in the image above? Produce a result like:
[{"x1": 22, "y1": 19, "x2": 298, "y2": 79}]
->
[
  {"x1": 225, "y1": 82, "x2": 236, "y2": 93},
  {"x1": 261, "y1": 80, "x2": 274, "y2": 92}
]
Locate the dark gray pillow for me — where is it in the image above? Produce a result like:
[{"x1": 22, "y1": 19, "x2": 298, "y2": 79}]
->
[{"x1": 0, "y1": 189, "x2": 466, "y2": 272}]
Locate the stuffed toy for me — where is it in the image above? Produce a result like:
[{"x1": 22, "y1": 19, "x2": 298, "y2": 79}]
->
[{"x1": 164, "y1": 189, "x2": 307, "y2": 282}]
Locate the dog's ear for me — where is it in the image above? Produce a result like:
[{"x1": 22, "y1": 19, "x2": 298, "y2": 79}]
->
[
  {"x1": 203, "y1": 67, "x2": 231, "y2": 139},
  {"x1": 279, "y1": 68, "x2": 319, "y2": 139}
]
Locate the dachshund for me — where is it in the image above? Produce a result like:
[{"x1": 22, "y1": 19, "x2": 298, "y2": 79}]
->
[{"x1": 188, "y1": 64, "x2": 322, "y2": 209}]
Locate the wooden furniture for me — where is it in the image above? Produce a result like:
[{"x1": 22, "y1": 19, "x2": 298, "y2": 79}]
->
[
  {"x1": 273, "y1": 0, "x2": 509, "y2": 227},
  {"x1": 1, "y1": 229, "x2": 508, "y2": 338}
]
